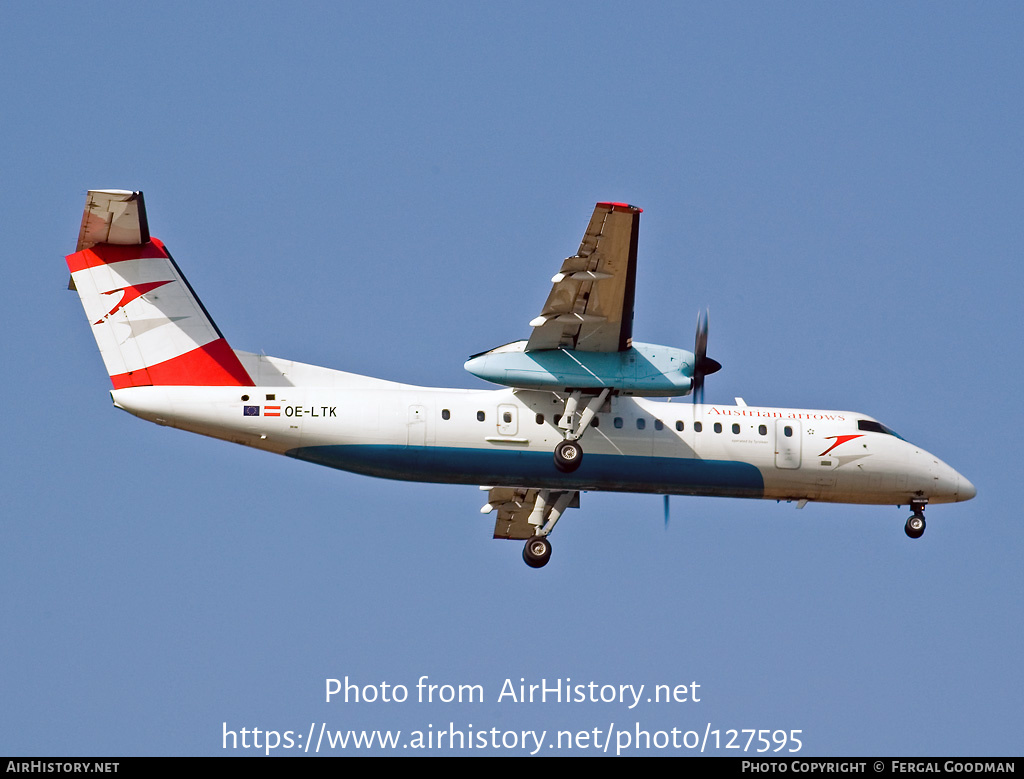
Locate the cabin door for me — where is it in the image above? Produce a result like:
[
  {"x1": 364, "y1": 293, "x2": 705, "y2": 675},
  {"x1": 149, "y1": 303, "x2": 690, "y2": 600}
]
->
[
  {"x1": 774, "y1": 419, "x2": 802, "y2": 469},
  {"x1": 408, "y1": 404, "x2": 427, "y2": 446},
  {"x1": 497, "y1": 404, "x2": 519, "y2": 436}
]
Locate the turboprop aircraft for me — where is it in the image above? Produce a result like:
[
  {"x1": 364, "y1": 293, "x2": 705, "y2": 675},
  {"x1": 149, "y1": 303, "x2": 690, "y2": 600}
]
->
[{"x1": 66, "y1": 191, "x2": 975, "y2": 568}]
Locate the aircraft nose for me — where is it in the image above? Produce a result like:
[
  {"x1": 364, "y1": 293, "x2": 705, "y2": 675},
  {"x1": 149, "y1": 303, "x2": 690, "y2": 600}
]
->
[
  {"x1": 925, "y1": 454, "x2": 975, "y2": 504},
  {"x1": 958, "y1": 475, "x2": 977, "y2": 502}
]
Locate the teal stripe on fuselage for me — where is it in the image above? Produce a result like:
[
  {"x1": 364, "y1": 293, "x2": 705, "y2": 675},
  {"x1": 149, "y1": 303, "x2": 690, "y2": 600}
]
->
[{"x1": 285, "y1": 445, "x2": 765, "y2": 497}]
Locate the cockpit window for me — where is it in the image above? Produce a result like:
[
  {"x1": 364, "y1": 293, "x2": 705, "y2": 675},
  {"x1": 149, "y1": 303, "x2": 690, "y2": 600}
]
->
[{"x1": 857, "y1": 419, "x2": 905, "y2": 440}]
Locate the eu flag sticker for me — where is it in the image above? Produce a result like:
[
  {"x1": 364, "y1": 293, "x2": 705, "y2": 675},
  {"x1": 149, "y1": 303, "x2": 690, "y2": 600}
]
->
[{"x1": 243, "y1": 405, "x2": 260, "y2": 416}]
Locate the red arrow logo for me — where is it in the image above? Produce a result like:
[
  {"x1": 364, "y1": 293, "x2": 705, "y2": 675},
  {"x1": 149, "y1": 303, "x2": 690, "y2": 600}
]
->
[
  {"x1": 94, "y1": 280, "x2": 174, "y2": 324},
  {"x1": 818, "y1": 434, "x2": 864, "y2": 457}
]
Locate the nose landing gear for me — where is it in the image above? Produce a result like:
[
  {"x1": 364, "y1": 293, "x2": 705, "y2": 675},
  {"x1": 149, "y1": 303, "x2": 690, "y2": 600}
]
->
[
  {"x1": 904, "y1": 500, "x2": 927, "y2": 539},
  {"x1": 905, "y1": 514, "x2": 926, "y2": 539}
]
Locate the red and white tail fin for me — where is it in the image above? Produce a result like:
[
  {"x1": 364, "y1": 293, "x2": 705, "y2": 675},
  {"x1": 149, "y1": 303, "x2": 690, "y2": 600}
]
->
[{"x1": 66, "y1": 190, "x2": 253, "y2": 389}]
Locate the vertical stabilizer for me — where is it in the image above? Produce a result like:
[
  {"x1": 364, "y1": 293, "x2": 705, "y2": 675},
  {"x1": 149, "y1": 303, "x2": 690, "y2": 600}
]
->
[{"x1": 66, "y1": 190, "x2": 253, "y2": 389}]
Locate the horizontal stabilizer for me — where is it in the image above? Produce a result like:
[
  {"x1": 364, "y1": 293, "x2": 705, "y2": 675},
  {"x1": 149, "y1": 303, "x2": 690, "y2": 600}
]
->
[{"x1": 77, "y1": 190, "x2": 150, "y2": 251}]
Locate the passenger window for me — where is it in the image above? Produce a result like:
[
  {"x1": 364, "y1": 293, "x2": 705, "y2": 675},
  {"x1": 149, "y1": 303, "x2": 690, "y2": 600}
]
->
[
  {"x1": 477, "y1": 411, "x2": 485, "y2": 422},
  {"x1": 784, "y1": 426, "x2": 793, "y2": 437},
  {"x1": 503, "y1": 411, "x2": 512, "y2": 424},
  {"x1": 694, "y1": 422, "x2": 702, "y2": 432},
  {"x1": 591, "y1": 416, "x2": 599, "y2": 428},
  {"x1": 637, "y1": 418, "x2": 646, "y2": 430},
  {"x1": 759, "y1": 424, "x2": 767, "y2": 436},
  {"x1": 614, "y1": 417, "x2": 623, "y2": 429},
  {"x1": 714, "y1": 422, "x2": 722, "y2": 433},
  {"x1": 675, "y1": 420, "x2": 684, "y2": 431},
  {"x1": 654, "y1": 419, "x2": 663, "y2": 431},
  {"x1": 732, "y1": 423, "x2": 740, "y2": 434},
  {"x1": 441, "y1": 409, "x2": 450, "y2": 420},
  {"x1": 536, "y1": 413, "x2": 544, "y2": 425}
]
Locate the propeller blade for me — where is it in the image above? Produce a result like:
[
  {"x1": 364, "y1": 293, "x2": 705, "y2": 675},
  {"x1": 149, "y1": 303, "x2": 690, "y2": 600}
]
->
[
  {"x1": 692, "y1": 308, "x2": 720, "y2": 404},
  {"x1": 695, "y1": 309, "x2": 708, "y2": 360},
  {"x1": 663, "y1": 495, "x2": 670, "y2": 529}
]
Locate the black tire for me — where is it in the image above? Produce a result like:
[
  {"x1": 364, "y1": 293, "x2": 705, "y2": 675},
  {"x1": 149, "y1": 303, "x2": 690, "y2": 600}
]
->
[
  {"x1": 553, "y1": 440, "x2": 583, "y2": 473},
  {"x1": 905, "y1": 514, "x2": 926, "y2": 539},
  {"x1": 523, "y1": 536, "x2": 552, "y2": 568}
]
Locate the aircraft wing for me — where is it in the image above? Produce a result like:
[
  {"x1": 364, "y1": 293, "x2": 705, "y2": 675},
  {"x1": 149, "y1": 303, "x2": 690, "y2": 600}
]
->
[
  {"x1": 525, "y1": 202, "x2": 642, "y2": 353},
  {"x1": 482, "y1": 487, "x2": 579, "y2": 540}
]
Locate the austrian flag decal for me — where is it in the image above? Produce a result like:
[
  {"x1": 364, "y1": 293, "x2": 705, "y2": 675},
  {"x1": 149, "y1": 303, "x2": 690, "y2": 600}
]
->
[{"x1": 242, "y1": 405, "x2": 281, "y2": 417}]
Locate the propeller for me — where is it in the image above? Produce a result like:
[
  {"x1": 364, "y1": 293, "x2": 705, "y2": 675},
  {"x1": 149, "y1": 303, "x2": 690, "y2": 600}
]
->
[
  {"x1": 692, "y1": 308, "x2": 722, "y2": 404},
  {"x1": 664, "y1": 494, "x2": 670, "y2": 529}
]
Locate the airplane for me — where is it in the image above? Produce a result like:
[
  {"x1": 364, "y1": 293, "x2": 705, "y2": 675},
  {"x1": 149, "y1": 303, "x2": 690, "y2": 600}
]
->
[{"x1": 66, "y1": 190, "x2": 975, "y2": 568}]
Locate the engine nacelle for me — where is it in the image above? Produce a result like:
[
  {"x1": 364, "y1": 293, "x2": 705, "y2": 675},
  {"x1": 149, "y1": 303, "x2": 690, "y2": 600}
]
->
[{"x1": 464, "y1": 340, "x2": 694, "y2": 396}]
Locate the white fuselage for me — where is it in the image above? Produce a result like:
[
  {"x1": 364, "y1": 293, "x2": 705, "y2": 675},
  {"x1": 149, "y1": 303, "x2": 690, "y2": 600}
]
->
[
  {"x1": 65, "y1": 192, "x2": 975, "y2": 565},
  {"x1": 109, "y1": 373, "x2": 973, "y2": 507}
]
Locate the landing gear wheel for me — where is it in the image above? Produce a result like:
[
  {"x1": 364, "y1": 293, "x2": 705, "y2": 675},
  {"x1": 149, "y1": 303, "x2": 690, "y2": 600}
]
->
[
  {"x1": 523, "y1": 536, "x2": 552, "y2": 568},
  {"x1": 553, "y1": 440, "x2": 582, "y2": 473},
  {"x1": 905, "y1": 514, "x2": 926, "y2": 539}
]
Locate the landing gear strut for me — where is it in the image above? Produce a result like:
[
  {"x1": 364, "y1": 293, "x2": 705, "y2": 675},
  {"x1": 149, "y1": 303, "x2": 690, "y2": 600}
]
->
[
  {"x1": 553, "y1": 388, "x2": 610, "y2": 473},
  {"x1": 521, "y1": 490, "x2": 575, "y2": 568},
  {"x1": 905, "y1": 500, "x2": 927, "y2": 539}
]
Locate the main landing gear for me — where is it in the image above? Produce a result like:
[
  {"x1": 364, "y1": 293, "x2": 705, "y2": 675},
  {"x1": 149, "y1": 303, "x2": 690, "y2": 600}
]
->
[
  {"x1": 521, "y1": 489, "x2": 575, "y2": 568},
  {"x1": 553, "y1": 388, "x2": 610, "y2": 473},
  {"x1": 905, "y1": 500, "x2": 927, "y2": 539},
  {"x1": 553, "y1": 440, "x2": 582, "y2": 471},
  {"x1": 523, "y1": 536, "x2": 552, "y2": 568}
]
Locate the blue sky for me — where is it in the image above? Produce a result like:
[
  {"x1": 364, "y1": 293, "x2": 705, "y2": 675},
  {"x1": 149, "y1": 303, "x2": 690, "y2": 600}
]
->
[{"x1": 2, "y1": 2, "x2": 1021, "y2": 756}]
